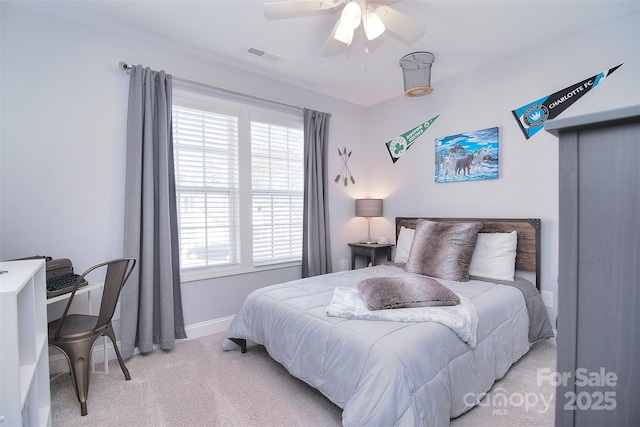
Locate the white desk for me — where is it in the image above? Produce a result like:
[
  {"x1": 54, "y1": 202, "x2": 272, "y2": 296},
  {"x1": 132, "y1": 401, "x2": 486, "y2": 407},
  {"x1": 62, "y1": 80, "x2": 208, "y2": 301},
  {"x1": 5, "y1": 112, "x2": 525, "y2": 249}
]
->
[
  {"x1": 46, "y1": 282, "x2": 104, "y2": 304},
  {"x1": 46, "y1": 282, "x2": 109, "y2": 373}
]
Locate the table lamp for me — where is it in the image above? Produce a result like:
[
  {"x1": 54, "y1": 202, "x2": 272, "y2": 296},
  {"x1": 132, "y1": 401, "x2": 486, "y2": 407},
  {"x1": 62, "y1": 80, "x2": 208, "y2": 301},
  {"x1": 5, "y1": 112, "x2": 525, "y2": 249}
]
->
[{"x1": 355, "y1": 198, "x2": 383, "y2": 244}]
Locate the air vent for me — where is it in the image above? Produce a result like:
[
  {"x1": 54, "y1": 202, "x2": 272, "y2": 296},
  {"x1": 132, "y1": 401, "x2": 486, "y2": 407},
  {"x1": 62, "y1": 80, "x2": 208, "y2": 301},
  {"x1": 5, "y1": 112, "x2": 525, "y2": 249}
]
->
[{"x1": 242, "y1": 46, "x2": 283, "y2": 63}]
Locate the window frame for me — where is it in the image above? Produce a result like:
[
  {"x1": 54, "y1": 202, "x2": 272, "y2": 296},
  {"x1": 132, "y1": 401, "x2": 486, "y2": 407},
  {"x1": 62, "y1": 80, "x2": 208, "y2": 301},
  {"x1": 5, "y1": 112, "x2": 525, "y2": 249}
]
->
[{"x1": 172, "y1": 88, "x2": 304, "y2": 282}]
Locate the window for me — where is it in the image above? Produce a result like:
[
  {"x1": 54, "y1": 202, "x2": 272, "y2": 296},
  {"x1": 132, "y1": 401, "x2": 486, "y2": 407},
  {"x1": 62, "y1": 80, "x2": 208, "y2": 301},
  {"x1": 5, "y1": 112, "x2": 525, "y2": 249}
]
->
[
  {"x1": 251, "y1": 122, "x2": 304, "y2": 264},
  {"x1": 172, "y1": 89, "x2": 303, "y2": 278},
  {"x1": 172, "y1": 104, "x2": 239, "y2": 270}
]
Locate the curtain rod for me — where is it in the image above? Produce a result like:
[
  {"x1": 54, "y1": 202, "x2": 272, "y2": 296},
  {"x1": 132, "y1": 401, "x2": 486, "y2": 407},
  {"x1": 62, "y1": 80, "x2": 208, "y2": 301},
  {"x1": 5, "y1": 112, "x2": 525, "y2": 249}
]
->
[{"x1": 118, "y1": 61, "x2": 303, "y2": 112}]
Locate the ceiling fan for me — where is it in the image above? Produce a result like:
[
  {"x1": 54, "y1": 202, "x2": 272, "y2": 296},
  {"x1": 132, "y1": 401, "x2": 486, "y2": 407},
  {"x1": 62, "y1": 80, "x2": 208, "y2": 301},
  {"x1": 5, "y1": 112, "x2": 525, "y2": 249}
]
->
[{"x1": 264, "y1": 0, "x2": 425, "y2": 53}]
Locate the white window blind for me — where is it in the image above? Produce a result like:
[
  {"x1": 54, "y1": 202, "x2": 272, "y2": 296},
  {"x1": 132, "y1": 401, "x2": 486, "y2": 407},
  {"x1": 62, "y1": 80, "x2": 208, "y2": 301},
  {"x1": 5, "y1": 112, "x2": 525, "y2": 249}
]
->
[
  {"x1": 251, "y1": 122, "x2": 304, "y2": 264},
  {"x1": 172, "y1": 89, "x2": 304, "y2": 277},
  {"x1": 172, "y1": 104, "x2": 239, "y2": 269}
]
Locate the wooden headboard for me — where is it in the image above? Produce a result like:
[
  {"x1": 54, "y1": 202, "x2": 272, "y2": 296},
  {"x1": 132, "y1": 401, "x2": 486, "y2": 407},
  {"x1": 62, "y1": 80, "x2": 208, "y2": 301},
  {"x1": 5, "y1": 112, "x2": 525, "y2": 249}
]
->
[{"x1": 395, "y1": 217, "x2": 541, "y2": 289}]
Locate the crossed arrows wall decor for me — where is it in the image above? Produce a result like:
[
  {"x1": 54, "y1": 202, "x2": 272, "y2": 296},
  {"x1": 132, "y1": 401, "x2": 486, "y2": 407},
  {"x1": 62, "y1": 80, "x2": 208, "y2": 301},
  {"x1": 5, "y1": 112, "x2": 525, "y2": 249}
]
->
[{"x1": 335, "y1": 147, "x2": 355, "y2": 186}]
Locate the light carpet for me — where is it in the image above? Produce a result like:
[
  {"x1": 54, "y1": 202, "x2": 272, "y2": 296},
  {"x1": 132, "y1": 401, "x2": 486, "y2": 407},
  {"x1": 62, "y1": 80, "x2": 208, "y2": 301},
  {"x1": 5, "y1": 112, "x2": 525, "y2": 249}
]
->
[{"x1": 50, "y1": 332, "x2": 556, "y2": 426}]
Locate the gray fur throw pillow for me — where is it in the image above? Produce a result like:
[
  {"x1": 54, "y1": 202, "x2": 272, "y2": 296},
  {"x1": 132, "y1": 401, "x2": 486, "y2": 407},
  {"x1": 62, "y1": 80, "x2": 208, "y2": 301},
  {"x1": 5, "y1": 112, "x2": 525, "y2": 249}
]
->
[
  {"x1": 357, "y1": 276, "x2": 460, "y2": 310},
  {"x1": 404, "y1": 219, "x2": 482, "y2": 281}
]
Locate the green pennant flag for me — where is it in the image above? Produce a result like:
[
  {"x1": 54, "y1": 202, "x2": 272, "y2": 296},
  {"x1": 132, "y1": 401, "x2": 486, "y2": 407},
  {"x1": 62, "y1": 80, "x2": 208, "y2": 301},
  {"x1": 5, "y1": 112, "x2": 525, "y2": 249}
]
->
[{"x1": 386, "y1": 115, "x2": 440, "y2": 163}]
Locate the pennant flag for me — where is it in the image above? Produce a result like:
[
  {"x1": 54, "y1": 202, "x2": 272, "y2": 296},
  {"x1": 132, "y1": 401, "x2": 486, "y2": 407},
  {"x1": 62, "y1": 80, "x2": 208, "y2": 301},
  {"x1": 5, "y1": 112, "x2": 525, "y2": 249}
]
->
[
  {"x1": 512, "y1": 64, "x2": 623, "y2": 140},
  {"x1": 386, "y1": 115, "x2": 440, "y2": 163}
]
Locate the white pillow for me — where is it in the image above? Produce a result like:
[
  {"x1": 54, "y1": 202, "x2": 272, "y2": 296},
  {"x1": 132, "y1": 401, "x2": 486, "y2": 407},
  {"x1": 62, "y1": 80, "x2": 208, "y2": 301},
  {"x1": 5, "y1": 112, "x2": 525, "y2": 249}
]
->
[
  {"x1": 394, "y1": 226, "x2": 415, "y2": 263},
  {"x1": 468, "y1": 231, "x2": 518, "y2": 281}
]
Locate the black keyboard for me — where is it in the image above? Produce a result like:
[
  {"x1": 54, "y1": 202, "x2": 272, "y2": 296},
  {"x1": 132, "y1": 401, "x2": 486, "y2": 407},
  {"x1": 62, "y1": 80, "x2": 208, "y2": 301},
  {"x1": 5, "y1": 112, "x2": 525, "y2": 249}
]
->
[{"x1": 46, "y1": 274, "x2": 88, "y2": 298}]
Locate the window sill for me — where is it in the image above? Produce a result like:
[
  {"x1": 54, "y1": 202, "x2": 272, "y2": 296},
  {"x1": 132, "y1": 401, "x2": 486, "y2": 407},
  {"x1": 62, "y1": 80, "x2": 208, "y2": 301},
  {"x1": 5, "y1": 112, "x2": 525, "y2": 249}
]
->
[{"x1": 180, "y1": 261, "x2": 301, "y2": 283}]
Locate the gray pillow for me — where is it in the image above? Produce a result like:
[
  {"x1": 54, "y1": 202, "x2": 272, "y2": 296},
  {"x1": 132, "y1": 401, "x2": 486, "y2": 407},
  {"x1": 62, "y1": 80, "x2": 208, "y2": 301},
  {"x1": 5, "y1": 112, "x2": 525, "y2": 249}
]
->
[
  {"x1": 357, "y1": 276, "x2": 460, "y2": 310},
  {"x1": 404, "y1": 219, "x2": 482, "y2": 281}
]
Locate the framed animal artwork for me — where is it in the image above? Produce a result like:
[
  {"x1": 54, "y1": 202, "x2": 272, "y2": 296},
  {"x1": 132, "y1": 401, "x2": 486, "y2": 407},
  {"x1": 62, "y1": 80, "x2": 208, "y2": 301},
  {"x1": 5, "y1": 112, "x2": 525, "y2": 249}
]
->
[{"x1": 434, "y1": 127, "x2": 499, "y2": 183}]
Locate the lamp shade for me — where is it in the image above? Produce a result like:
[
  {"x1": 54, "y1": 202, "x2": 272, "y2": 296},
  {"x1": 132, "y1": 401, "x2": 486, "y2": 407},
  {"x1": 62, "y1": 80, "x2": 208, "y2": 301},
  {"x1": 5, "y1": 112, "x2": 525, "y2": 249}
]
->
[
  {"x1": 355, "y1": 199, "x2": 383, "y2": 218},
  {"x1": 340, "y1": 1, "x2": 362, "y2": 30},
  {"x1": 334, "y1": 21, "x2": 354, "y2": 45},
  {"x1": 363, "y1": 8, "x2": 385, "y2": 40}
]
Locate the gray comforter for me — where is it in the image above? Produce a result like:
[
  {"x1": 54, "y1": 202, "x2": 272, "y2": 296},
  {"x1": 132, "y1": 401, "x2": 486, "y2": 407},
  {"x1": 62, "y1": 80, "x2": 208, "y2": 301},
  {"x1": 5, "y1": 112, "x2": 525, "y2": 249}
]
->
[{"x1": 222, "y1": 264, "x2": 553, "y2": 426}]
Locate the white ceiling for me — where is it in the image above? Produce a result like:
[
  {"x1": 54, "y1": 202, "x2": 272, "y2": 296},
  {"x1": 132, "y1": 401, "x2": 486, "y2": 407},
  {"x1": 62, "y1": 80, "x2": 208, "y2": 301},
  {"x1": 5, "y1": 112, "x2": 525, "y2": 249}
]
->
[{"x1": 9, "y1": 0, "x2": 640, "y2": 106}]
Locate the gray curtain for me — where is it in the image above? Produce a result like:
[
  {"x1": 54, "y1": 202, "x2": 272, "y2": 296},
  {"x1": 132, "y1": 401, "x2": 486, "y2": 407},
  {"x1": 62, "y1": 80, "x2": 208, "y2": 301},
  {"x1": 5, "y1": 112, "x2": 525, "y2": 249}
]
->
[
  {"x1": 121, "y1": 65, "x2": 186, "y2": 359},
  {"x1": 302, "y1": 108, "x2": 332, "y2": 277}
]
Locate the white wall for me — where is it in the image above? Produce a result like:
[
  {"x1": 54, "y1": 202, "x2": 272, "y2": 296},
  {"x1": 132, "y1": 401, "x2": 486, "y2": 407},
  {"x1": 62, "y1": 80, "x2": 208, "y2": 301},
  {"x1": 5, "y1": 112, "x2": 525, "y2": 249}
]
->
[
  {"x1": 363, "y1": 12, "x2": 640, "y2": 324},
  {"x1": 0, "y1": 4, "x2": 367, "y2": 328}
]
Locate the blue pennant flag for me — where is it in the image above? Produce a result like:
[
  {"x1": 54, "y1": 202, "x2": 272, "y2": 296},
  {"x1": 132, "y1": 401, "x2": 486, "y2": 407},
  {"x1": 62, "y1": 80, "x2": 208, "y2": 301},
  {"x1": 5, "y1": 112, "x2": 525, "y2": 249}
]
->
[{"x1": 512, "y1": 64, "x2": 623, "y2": 140}]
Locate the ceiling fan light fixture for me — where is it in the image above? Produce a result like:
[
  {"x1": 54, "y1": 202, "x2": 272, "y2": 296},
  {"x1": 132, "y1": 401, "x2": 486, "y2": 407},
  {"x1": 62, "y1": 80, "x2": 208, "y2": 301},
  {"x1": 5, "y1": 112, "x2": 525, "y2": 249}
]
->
[
  {"x1": 334, "y1": 21, "x2": 354, "y2": 45},
  {"x1": 363, "y1": 8, "x2": 385, "y2": 40},
  {"x1": 340, "y1": 1, "x2": 362, "y2": 30}
]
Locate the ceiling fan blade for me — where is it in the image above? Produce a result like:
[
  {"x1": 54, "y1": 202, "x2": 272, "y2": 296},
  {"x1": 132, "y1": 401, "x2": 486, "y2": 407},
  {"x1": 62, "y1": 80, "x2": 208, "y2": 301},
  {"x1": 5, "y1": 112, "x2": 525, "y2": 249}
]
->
[
  {"x1": 368, "y1": 0, "x2": 402, "y2": 5},
  {"x1": 376, "y1": 5, "x2": 425, "y2": 42},
  {"x1": 264, "y1": 0, "x2": 344, "y2": 16}
]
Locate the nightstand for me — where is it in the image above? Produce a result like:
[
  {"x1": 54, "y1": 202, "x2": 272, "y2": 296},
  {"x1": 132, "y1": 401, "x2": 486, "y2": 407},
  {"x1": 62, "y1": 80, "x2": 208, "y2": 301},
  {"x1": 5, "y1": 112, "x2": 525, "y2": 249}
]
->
[{"x1": 348, "y1": 242, "x2": 394, "y2": 270}]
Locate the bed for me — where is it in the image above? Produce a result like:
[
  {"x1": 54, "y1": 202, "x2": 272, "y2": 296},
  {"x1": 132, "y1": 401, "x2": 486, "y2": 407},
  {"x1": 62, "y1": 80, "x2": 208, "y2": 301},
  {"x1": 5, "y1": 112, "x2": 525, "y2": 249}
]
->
[{"x1": 222, "y1": 217, "x2": 554, "y2": 426}]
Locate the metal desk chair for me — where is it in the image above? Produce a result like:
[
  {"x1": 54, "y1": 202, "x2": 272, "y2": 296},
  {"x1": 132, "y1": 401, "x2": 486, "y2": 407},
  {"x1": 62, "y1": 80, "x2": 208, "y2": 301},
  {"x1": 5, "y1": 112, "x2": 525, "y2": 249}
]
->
[{"x1": 48, "y1": 258, "x2": 136, "y2": 416}]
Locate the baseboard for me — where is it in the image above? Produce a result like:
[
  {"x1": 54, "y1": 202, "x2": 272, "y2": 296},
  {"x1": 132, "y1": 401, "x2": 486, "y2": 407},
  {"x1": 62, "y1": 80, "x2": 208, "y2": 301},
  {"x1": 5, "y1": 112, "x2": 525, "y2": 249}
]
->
[
  {"x1": 48, "y1": 315, "x2": 235, "y2": 375},
  {"x1": 182, "y1": 315, "x2": 234, "y2": 340}
]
